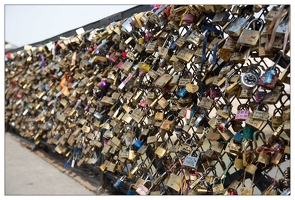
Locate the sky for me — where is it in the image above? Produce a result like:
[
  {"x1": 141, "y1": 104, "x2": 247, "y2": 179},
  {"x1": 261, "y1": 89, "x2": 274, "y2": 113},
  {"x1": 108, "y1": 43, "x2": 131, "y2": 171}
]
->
[
  {"x1": 4, "y1": 4, "x2": 136, "y2": 47},
  {"x1": 3, "y1": 1, "x2": 292, "y2": 48}
]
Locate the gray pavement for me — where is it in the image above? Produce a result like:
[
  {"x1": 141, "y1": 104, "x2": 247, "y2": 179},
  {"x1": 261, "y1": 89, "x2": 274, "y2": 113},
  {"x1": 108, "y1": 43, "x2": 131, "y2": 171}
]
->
[{"x1": 4, "y1": 132, "x2": 99, "y2": 196}]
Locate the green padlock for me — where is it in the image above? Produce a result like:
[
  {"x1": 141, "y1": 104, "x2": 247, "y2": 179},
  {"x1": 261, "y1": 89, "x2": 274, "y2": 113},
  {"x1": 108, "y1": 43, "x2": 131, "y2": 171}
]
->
[{"x1": 243, "y1": 126, "x2": 257, "y2": 140}]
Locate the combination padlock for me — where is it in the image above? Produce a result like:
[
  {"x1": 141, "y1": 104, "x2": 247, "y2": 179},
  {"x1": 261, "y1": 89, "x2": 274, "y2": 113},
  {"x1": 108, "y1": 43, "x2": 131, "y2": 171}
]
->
[{"x1": 241, "y1": 65, "x2": 261, "y2": 90}]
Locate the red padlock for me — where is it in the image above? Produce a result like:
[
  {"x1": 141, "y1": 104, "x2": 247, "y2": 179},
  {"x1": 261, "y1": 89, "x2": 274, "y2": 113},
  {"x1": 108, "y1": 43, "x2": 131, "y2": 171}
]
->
[{"x1": 164, "y1": 6, "x2": 171, "y2": 18}]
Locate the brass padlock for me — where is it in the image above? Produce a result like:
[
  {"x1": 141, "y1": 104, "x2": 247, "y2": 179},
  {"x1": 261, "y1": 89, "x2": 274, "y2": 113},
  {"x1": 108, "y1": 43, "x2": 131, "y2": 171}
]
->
[
  {"x1": 252, "y1": 104, "x2": 269, "y2": 121},
  {"x1": 253, "y1": 130, "x2": 270, "y2": 165},
  {"x1": 186, "y1": 30, "x2": 204, "y2": 47},
  {"x1": 234, "y1": 154, "x2": 244, "y2": 169},
  {"x1": 271, "y1": 107, "x2": 284, "y2": 129},
  {"x1": 237, "y1": 18, "x2": 264, "y2": 47},
  {"x1": 242, "y1": 140, "x2": 254, "y2": 167},
  {"x1": 176, "y1": 47, "x2": 194, "y2": 63}
]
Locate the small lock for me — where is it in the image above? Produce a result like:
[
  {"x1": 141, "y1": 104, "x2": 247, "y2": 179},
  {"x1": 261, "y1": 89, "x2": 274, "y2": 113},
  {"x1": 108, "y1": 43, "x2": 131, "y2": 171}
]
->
[
  {"x1": 177, "y1": 87, "x2": 188, "y2": 98},
  {"x1": 212, "y1": 10, "x2": 230, "y2": 26},
  {"x1": 271, "y1": 108, "x2": 284, "y2": 129},
  {"x1": 235, "y1": 104, "x2": 250, "y2": 122},
  {"x1": 252, "y1": 104, "x2": 269, "y2": 121},
  {"x1": 242, "y1": 140, "x2": 255, "y2": 167},
  {"x1": 243, "y1": 126, "x2": 257, "y2": 140},
  {"x1": 258, "y1": 54, "x2": 281, "y2": 90},
  {"x1": 113, "y1": 175, "x2": 127, "y2": 189},
  {"x1": 253, "y1": 130, "x2": 271, "y2": 165}
]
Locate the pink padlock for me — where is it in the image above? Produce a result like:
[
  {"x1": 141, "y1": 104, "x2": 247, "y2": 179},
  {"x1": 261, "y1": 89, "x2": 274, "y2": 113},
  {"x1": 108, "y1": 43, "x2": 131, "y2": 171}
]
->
[
  {"x1": 183, "y1": 13, "x2": 195, "y2": 26},
  {"x1": 140, "y1": 100, "x2": 147, "y2": 108},
  {"x1": 210, "y1": 87, "x2": 222, "y2": 99},
  {"x1": 145, "y1": 31, "x2": 151, "y2": 42},
  {"x1": 117, "y1": 61, "x2": 124, "y2": 70},
  {"x1": 235, "y1": 104, "x2": 250, "y2": 122},
  {"x1": 108, "y1": 52, "x2": 118, "y2": 62},
  {"x1": 17, "y1": 93, "x2": 23, "y2": 98}
]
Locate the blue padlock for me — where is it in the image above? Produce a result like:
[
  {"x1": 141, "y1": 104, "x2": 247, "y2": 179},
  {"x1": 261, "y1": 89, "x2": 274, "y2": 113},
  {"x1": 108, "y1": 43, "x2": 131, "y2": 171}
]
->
[
  {"x1": 113, "y1": 175, "x2": 126, "y2": 189},
  {"x1": 133, "y1": 139, "x2": 143, "y2": 148},
  {"x1": 233, "y1": 132, "x2": 243, "y2": 144},
  {"x1": 263, "y1": 69, "x2": 275, "y2": 84},
  {"x1": 126, "y1": 184, "x2": 137, "y2": 195},
  {"x1": 169, "y1": 42, "x2": 177, "y2": 51},
  {"x1": 178, "y1": 87, "x2": 188, "y2": 98}
]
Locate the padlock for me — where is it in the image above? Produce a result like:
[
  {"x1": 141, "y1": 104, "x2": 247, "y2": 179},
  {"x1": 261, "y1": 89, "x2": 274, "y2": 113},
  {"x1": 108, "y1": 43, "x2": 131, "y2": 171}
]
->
[
  {"x1": 186, "y1": 30, "x2": 204, "y2": 47},
  {"x1": 253, "y1": 130, "x2": 271, "y2": 165},
  {"x1": 271, "y1": 108, "x2": 284, "y2": 129},
  {"x1": 242, "y1": 140, "x2": 255, "y2": 167},
  {"x1": 224, "y1": 13, "x2": 253, "y2": 37},
  {"x1": 212, "y1": 10, "x2": 230, "y2": 26},
  {"x1": 113, "y1": 175, "x2": 126, "y2": 189},
  {"x1": 166, "y1": 172, "x2": 183, "y2": 193},
  {"x1": 234, "y1": 104, "x2": 250, "y2": 122},
  {"x1": 234, "y1": 153, "x2": 244, "y2": 170},
  {"x1": 241, "y1": 65, "x2": 261, "y2": 90},
  {"x1": 257, "y1": 55, "x2": 281, "y2": 90},
  {"x1": 228, "y1": 138, "x2": 242, "y2": 155},
  {"x1": 154, "y1": 142, "x2": 167, "y2": 158},
  {"x1": 145, "y1": 40, "x2": 158, "y2": 54},
  {"x1": 240, "y1": 163, "x2": 256, "y2": 195},
  {"x1": 231, "y1": 5, "x2": 245, "y2": 16},
  {"x1": 245, "y1": 112, "x2": 265, "y2": 130},
  {"x1": 252, "y1": 104, "x2": 269, "y2": 121},
  {"x1": 237, "y1": 18, "x2": 264, "y2": 47},
  {"x1": 209, "y1": 86, "x2": 222, "y2": 99},
  {"x1": 243, "y1": 126, "x2": 257, "y2": 140},
  {"x1": 136, "y1": 174, "x2": 154, "y2": 195},
  {"x1": 182, "y1": 148, "x2": 201, "y2": 169},
  {"x1": 263, "y1": 85, "x2": 284, "y2": 105},
  {"x1": 160, "y1": 115, "x2": 176, "y2": 131},
  {"x1": 212, "y1": 177, "x2": 224, "y2": 195}
]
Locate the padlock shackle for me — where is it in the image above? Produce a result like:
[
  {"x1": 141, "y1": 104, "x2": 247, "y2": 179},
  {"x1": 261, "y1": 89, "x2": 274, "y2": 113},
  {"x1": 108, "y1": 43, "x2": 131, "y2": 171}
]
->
[
  {"x1": 245, "y1": 18, "x2": 265, "y2": 31},
  {"x1": 253, "y1": 130, "x2": 267, "y2": 149},
  {"x1": 243, "y1": 140, "x2": 253, "y2": 151}
]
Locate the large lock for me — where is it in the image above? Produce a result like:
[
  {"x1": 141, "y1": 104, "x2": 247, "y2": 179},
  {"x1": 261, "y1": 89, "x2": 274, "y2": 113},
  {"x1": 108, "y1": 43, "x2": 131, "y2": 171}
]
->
[
  {"x1": 241, "y1": 65, "x2": 261, "y2": 90},
  {"x1": 224, "y1": 13, "x2": 253, "y2": 37},
  {"x1": 237, "y1": 18, "x2": 264, "y2": 47}
]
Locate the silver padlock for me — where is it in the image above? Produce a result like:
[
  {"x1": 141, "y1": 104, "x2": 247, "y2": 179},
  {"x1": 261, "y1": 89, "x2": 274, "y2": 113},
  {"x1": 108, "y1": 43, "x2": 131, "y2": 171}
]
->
[
  {"x1": 212, "y1": 11, "x2": 230, "y2": 26},
  {"x1": 241, "y1": 65, "x2": 261, "y2": 90},
  {"x1": 121, "y1": 17, "x2": 134, "y2": 34},
  {"x1": 224, "y1": 13, "x2": 253, "y2": 37}
]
